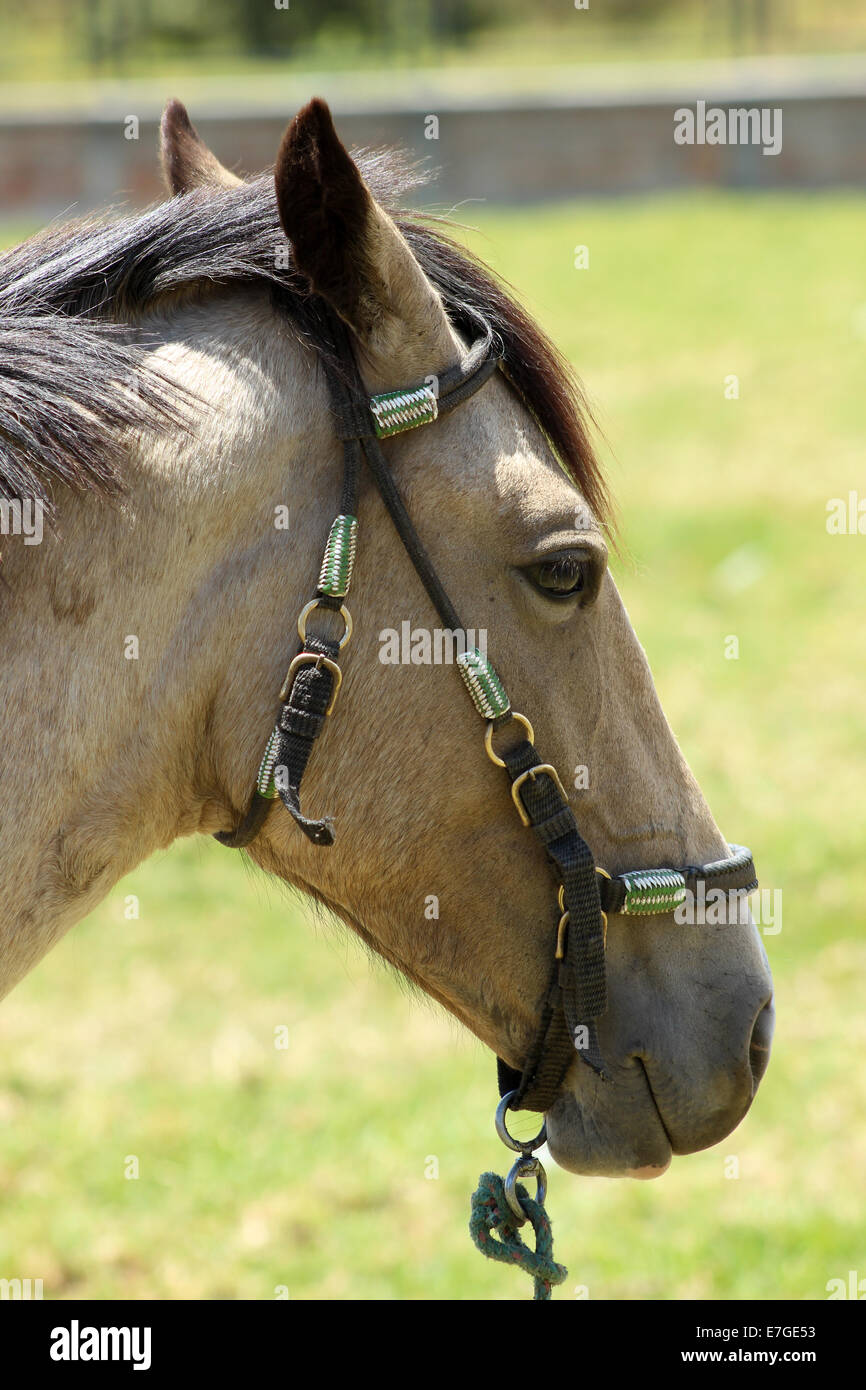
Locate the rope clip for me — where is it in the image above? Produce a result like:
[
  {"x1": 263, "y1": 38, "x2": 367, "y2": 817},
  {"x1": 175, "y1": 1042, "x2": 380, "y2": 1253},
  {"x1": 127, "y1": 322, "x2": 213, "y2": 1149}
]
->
[{"x1": 495, "y1": 1089, "x2": 548, "y2": 1226}]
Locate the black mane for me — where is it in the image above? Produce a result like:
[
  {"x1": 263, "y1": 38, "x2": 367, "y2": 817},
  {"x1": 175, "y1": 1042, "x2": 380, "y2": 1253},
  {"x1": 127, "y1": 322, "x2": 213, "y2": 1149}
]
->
[{"x1": 0, "y1": 153, "x2": 608, "y2": 523}]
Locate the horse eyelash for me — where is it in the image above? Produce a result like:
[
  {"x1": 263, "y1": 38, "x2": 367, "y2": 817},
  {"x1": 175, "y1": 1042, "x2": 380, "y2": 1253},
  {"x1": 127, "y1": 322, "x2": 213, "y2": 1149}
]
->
[
  {"x1": 546, "y1": 557, "x2": 581, "y2": 581},
  {"x1": 538, "y1": 556, "x2": 584, "y2": 589}
]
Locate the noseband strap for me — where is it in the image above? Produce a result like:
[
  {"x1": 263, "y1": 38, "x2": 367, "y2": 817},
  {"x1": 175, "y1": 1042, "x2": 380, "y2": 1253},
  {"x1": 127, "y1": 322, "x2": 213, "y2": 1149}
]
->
[{"x1": 217, "y1": 302, "x2": 759, "y2": 1114}]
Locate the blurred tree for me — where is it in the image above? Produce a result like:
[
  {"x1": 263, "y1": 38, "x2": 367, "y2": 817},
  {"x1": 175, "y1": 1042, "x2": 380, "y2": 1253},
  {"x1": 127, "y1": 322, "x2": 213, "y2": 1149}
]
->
[
  {"x1": 1, "y1": 0, "x2": 861, "y2": 78},
  {"x1": 61, "y1": 0, "x2": 506, "y2": 70},
  {"x1": 81, "y1": 0, "x2": 106, "y2": 70}
]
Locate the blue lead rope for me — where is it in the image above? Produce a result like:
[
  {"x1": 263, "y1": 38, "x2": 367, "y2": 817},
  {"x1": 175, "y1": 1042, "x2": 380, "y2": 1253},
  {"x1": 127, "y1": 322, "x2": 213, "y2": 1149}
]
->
[{"x1": 469, "y1": 1171, "x2": 568, "y2": 1300}]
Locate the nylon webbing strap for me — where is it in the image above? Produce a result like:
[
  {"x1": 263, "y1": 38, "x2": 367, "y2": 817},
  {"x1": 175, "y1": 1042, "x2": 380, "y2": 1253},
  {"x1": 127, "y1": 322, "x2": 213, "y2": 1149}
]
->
[
  {"x1": 240, "y1": 319, "x2": 365, "y2": 846},
  {"x1": 213, "y1": 790, "x2": 272, "y2": 849},
  {"x1": 214, "y1": 629, "x2": 342, "y2": 849},
  {"x1": 497, "y1": 738, "x2": 607, "y2": 1111},
  {"x1": 272, "y1": 631, "x2": 342, "y2": 845}
]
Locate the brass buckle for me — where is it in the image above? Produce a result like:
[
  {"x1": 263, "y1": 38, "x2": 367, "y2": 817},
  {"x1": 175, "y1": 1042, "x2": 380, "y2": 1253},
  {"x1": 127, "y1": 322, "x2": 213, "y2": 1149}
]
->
[
  {"x1": 296, "y1": 599, "x2": 353, "y2": 650},
  {"x1": 510, "y1": 763, "x2": 567, "y2": 827},
  {"x1": 279, "y1": 652, "x2": 343, "y2": 715}
]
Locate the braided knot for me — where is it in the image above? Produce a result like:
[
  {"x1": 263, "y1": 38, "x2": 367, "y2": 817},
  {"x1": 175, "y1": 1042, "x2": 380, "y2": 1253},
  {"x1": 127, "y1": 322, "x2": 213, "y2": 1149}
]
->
[{"x1": 469, "y1": 1171, "x2": 568, "y2": 1300}]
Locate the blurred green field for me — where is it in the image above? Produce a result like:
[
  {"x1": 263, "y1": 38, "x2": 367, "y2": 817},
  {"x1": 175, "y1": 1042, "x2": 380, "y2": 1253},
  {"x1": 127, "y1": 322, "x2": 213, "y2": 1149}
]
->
[
  {"x1": 5, "y1": 0, "x2": 865, "y2": 81},
  {"x1": 1, "y1": 192, "x2": 863, "y2": 1300}
]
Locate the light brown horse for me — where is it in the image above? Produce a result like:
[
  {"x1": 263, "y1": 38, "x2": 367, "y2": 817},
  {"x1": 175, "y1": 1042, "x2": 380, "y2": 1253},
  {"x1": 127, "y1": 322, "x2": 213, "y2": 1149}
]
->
[{"x1": 0, "y1": 99, "x2": 772, "y2": 1180}]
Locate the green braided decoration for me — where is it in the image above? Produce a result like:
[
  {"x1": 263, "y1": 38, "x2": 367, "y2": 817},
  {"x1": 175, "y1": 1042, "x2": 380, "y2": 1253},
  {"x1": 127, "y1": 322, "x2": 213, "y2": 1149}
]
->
[
  {"x1": 456, "y1": 648, "x2": 511, "y2": 720},
  {"x1": 469, "y1": 1172, "x2": 568, "y2": 1300},
  {"x1": 317, "y1": 514, "x2": 357, "y2": 598},
  {"x1": 620, "y1": 866, "x2": 687, "y2": 915},
  {"x1": 370, "y1": 384, "x2": 438, "y2": 438},
  {"x1": 256, "y1": 727, "x2": 282, "y2": 799}
]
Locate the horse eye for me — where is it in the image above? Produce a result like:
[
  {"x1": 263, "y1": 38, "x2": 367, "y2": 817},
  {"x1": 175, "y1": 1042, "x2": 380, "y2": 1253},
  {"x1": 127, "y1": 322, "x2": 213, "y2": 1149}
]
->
[{"x1": 526, "y1": 554, "x2": 588, "y2": 600}]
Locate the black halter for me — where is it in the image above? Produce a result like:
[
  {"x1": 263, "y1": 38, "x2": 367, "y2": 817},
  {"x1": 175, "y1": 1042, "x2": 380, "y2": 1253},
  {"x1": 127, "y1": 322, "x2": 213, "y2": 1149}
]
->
[{"x1": 217, "y1": 306, "x2": 758, "y2": 1114}]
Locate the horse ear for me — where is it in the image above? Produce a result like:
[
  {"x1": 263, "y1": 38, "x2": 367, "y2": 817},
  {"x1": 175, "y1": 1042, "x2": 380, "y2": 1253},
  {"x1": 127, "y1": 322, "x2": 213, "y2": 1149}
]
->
[
  {"x1": 160, "y1": 99, "x2": 242, "y2": 195},
  {"x1": 274, "y1": 97, "x2": 456, "y2": 382}
]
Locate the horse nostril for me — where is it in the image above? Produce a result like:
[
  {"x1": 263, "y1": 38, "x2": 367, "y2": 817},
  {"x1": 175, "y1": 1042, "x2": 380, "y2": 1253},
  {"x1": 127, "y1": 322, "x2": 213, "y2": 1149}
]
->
[{"x1": 749, "y1": 999, "x2": 775, "y2": 1086}]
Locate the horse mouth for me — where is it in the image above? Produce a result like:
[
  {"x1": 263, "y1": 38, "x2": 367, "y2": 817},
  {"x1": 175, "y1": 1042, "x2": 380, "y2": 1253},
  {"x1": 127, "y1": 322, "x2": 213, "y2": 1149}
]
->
[
  {"x1": 545, "y1": 998, "x2": 774, "y2": 1179},
  {"x1": 544, "y1": 1056, "x2": 673, "y2": 1177}
]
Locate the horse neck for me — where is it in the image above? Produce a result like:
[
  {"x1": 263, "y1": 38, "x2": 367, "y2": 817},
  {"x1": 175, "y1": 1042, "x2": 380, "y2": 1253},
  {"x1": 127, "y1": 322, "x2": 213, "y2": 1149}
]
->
[{"x1": 0, "y1": 288, "x2": 326, "y2": 997}]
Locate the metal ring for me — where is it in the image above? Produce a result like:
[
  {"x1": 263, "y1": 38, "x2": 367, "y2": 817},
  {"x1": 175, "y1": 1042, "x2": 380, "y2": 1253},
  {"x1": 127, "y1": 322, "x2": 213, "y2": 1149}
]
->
[
  {"x1": 495, "y1": 1090, "x2": 547, "y2": 1154},
  {"x1": 555, "y1": 911, "x2": 569, "y2": 961},
  {"x1": 484, "y1": 713, "x2": 535, "y2": 768},
  {"x1": 503, "y1": 1154, "x2": 548, "y2": 1226},
  {"x1": 297, "y1": 599, "x2": 353, "y2": 650},
  {"x1": 595, "y1": 867, "x2": 611, "y2": 939}
]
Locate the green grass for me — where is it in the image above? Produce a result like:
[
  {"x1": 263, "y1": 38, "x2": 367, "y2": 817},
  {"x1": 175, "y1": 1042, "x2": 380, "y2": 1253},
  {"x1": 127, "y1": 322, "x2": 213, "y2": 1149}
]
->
[{"x1": 1, "y1": 192, "x2": 864, "y2": 1299}]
